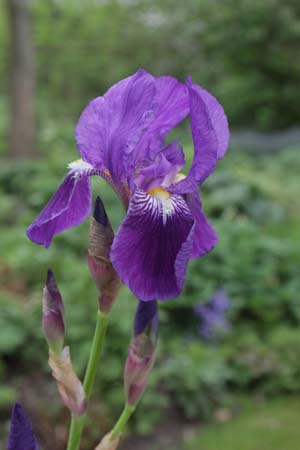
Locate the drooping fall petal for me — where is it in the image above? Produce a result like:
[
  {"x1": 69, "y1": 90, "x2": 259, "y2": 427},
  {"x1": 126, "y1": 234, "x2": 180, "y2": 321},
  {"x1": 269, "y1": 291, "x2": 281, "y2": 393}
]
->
[
  {"x1": 186, "y1": 191, "x2": 218, "y2": 258},
  {"x1": 110, "y1": 189, "x2": 195, "y2": 301},
  {"x1": 27, "y1": 171, "x2": 92, "y2": 248}
]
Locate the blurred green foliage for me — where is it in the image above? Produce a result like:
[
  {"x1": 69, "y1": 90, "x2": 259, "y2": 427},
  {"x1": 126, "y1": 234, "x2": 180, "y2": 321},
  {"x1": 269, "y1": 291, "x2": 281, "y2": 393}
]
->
[
  {"x1": 1, "y1": 0, "x2": 300, "y2": 130},
  {"x1": 1, "y1": 118, "x2": 300, "y2": 445},
  {"x1": 183, "y1": 396, "x2": 300, "y2": 450}
]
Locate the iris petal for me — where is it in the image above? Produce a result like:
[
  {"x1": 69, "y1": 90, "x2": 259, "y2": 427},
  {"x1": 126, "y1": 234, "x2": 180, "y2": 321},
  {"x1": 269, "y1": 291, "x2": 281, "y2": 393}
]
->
[
  {"x1": 186, "y1": 191, "x2": 218, "y2": 258},
  {"x1": 136, "y1": 76, "x2": 189, "y2": 161},
  {"x1": 75, "y1": 71, "x2": 189, "y2": 187},
  {"x1": 110, "y1": 189, "x2": 194, "y2": 301},
  {"x1": 171, "y1": 82, "x2": 229, "y2": 194},
  {"x1": 134, "y1": 141, "x2": 185, "y2": 191},
  {"x1": 75, "y1": 69, "x2": 156, "y2": 183},
  {"x1": 7, "y1": 403, "x2": 39, "y2": 450},
  {"x1": 193, "y1": 84, "x2": 229, "y2": 160},
  {"x1": 27, "y1": 172, "x2": 92, "y2": 248}
]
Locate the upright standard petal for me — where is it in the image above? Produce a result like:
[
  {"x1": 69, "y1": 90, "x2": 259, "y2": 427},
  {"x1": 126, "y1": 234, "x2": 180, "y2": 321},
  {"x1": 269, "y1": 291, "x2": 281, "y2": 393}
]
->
[
  {"x1": 7, "y1": 403, "x2": 39, "y2": 450},
  {"x1": 192, "y1": 84, "x2": 229, "y2": 160},
  {"x1": 75, "y1": 69, "x2": 156, "y2": 183},
  {"x1": 171, "y1": 83, "x2": 218, "y2": 194},
  {"x1": 186, "y1": 191, "x2": 218, "y2": 258},
  {"x1": 27, "y1": 172, "x2": 92, "y2": 248},
  {"x1": 172, "y1": 81, "x2": 229, "y2": 194},
  {"x1": 132, "y1": 76, "x2": 189, "y2": 164},
  {"x1": 110, "y1": 189, "x2": 194, "y2": 301}
]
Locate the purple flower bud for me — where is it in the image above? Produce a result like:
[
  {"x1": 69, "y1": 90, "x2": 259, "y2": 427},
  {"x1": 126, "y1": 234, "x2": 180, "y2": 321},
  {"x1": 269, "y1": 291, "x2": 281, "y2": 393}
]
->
[
  {"x1": 124, "y1": 300, "x2": 158, "y2": 406},
  {"x1": 134, "y1": 299, "x2": 158, "y2": 343},
  {"x1": 88, "y1": 197, "x2": 121, "y2": 313},
  {"x1": 42, "y1": 269, "x2": 65, "y2": 354},
  {"x1": 93, "y1": 195, "x2": 108, "y2": 227},
  {"x1": 7, "y1": 403, "x2": 39, "y2": 450}
]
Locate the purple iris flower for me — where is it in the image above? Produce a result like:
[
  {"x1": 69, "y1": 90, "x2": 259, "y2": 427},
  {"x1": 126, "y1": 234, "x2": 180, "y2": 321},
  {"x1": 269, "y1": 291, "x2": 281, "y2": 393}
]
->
[
  {"x1": 7, "y1": 403, "x2": 39, "y2": 450},
  {"x1": 27, "y1": 69, "x2": 229, "y2": 301},
  {"x1": 194, "y1": 289, "x2": 231, "y2": 341}
]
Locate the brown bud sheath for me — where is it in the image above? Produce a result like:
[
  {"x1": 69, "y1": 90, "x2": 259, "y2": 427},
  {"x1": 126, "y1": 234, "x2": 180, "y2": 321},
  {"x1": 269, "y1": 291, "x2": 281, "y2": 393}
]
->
[
  {"x1": 49, "y1": 347, "x2": 87, "y2": 416},
  {"x1": 124, "y1": 335, "x2": 156, "y2": 406},
  {"x1": 94, "y1": 432, "x2": 120, "y2": 450},
  {"x1": 88, "y1": 197, "x2": 121, "y2": 313},
  {"x1": 42, "y1": 269, "x2": 65, "y2": 354}
]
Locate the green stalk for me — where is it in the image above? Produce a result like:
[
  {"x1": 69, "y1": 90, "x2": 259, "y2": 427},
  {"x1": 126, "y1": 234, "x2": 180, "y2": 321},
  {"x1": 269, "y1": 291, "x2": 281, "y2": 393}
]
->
[
  {"x1": 111, "y1": 404, "x2": 136, "y2": 440},
  {"x1": 66, "y1": 310, "x2": 109, "y2": 450}
]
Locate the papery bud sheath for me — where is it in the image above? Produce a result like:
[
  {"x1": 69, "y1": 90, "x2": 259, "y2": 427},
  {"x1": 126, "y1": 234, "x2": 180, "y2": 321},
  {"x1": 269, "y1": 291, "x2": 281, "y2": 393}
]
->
[
  {"x1": 49, "y1": 347, "x2": 87, "y2": 416},
  {"x1": 94, "y1": 432, "x2": 120, "y2": 450}
]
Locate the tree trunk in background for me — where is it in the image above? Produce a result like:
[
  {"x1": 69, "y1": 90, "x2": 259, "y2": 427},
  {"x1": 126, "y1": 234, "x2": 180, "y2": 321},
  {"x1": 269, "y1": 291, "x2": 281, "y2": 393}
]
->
[{"x1": 7, "y1": 0, "x2": 35, "y2": 158}]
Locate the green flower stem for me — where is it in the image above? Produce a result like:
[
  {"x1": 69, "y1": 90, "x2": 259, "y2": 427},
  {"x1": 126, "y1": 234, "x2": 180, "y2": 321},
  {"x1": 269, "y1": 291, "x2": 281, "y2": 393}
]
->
[
  {"x1": 83, "y1": 310, "x2": 109, "y2": 397},
  {"x1": 66, "y1": 310, "x2": 109, "y2": 450},
  {"x1": 111, "y1": 404, "x2": 136, "y2": 440},
  {"x1": 66, "y1": 416, "x2": 85, "y2": 450}
]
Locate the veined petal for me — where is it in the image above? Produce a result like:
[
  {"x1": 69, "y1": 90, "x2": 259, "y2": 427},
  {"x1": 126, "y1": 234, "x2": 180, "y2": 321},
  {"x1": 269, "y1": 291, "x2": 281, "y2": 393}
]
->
[
  {"x1": 171, "y1": 81, "x2": 229, "y2": 194},
  {"x1": 134, "y1": 153, "x2": 173, "y2": 191},
  {"x1": 161, "y1": 141, "x2": 185, "y2": 187},
  {"x1": 76, "y1": 71, "x2": 189, "y2": 188},
  {"x1": 75, "y1": 69, "x2": 156, "y2": 183},
  {"x1": 192, "y1": 84, "x2": 229, "y2": 160},
  {"x1": 134, "y1": 141, "x2": 185, "y2": 191},
  {"x1": 171, "y1": 83, "x2": 217, "y2": 193},
  {"x1": 134, "y1": 76, "x2": 189, "y2": 162},
  {"x1": 110, "y1": 189, "x2": 194, "y2": 301},
  {"x1": 186, "y1": 191, "x2": 218, "y2": 258},
  {"x1": 27, "y1": 172, "x2": 92, "y2": 248},
  {"x1": 161, "y1": 141, "x2": 185, "y2": 168},
  {"x1": 134, "y1": 142, "x2": 184, "y2": 191},
  {"x1": 7, "y1": 403, "x2": 39, "y2": 450}
]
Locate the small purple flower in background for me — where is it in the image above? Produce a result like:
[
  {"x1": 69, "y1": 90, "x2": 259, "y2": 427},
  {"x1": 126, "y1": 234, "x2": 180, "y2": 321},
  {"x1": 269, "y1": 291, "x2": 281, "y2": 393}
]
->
[
  {"x1": 7, "y1": 403, "x2": 39, "y2": 450},
  {"x1": 194, "y1": 289, "x2": 231, "y2": 341},
  {"x1": 27, "y1": 69, "x2": 229, "y2": 302}
]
